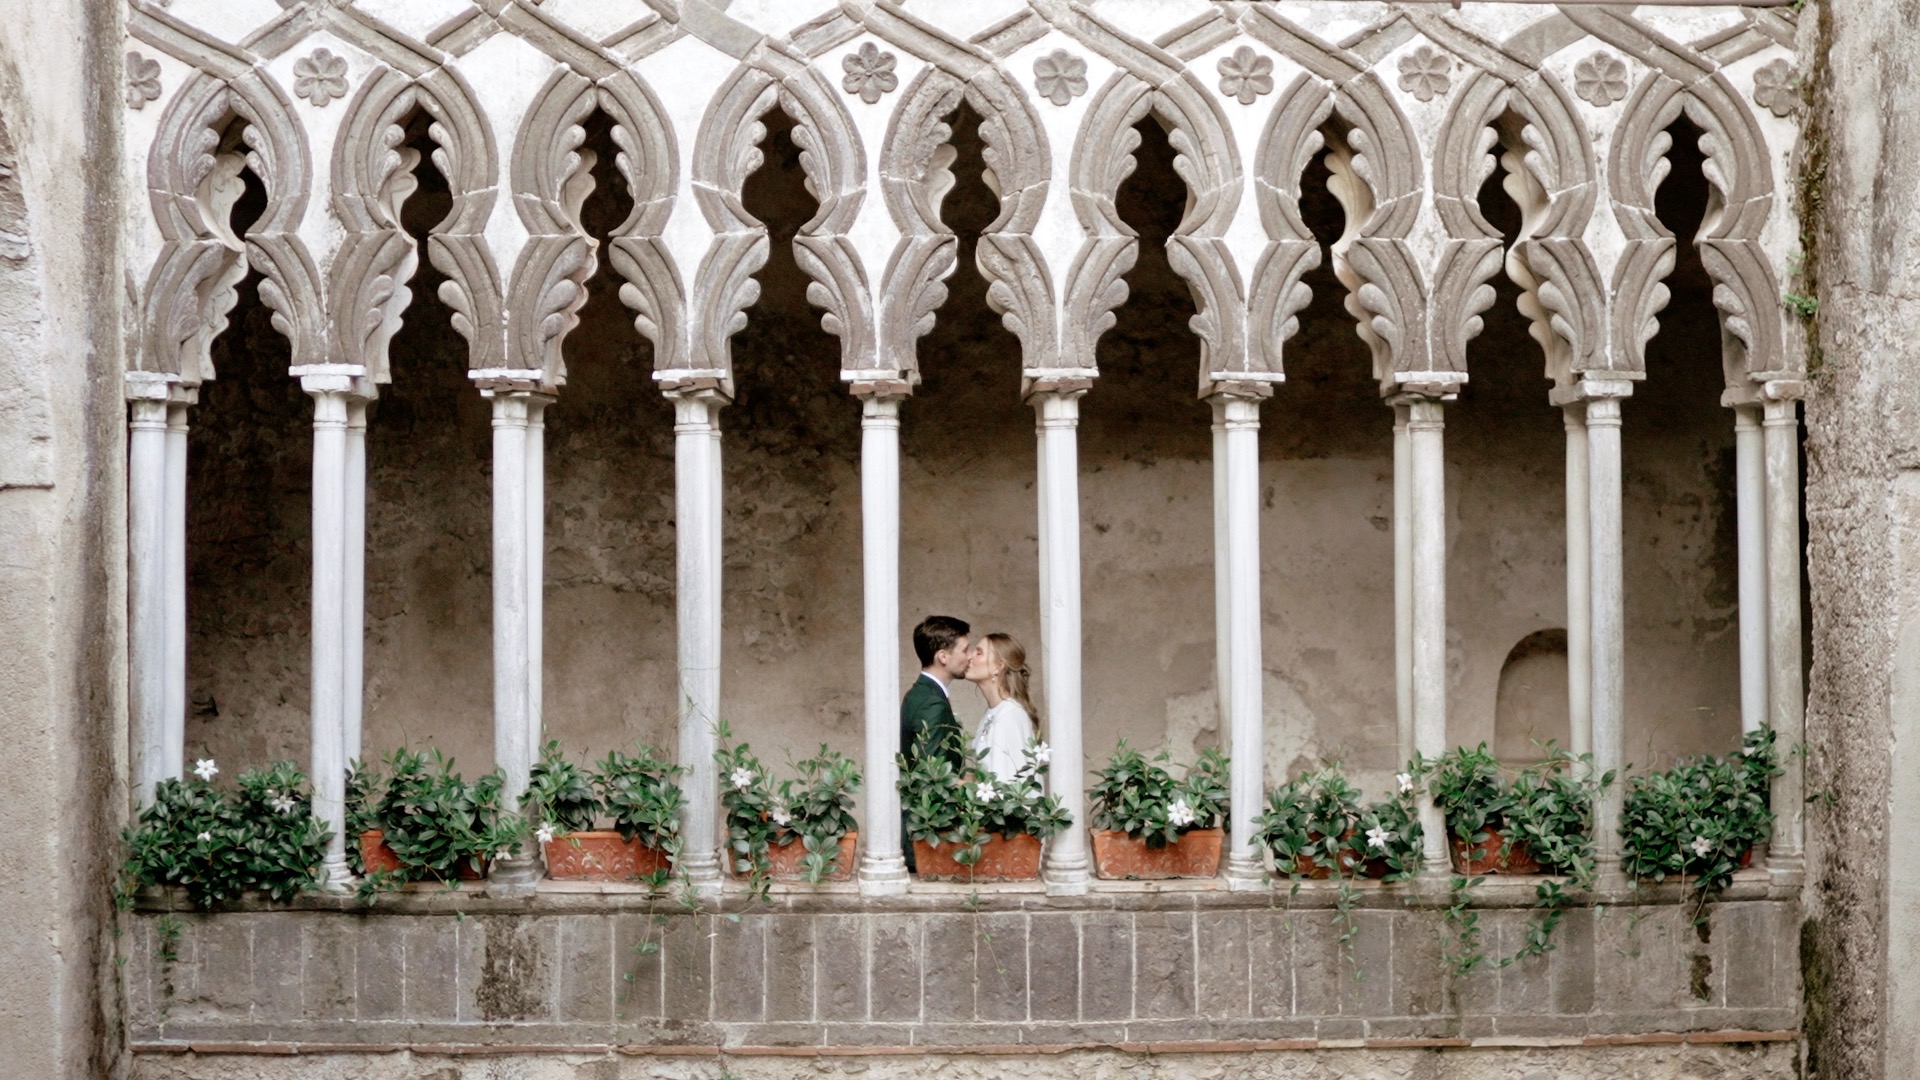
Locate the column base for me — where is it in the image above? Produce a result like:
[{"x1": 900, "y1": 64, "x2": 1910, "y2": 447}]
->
[
  {"x1": 1044, "y1": 857, "x2": 1090, "y2": 896},
  {"x1": 317, "y1": 855, "x2": 354, "y2": 896},
  {"x1": 678, "y1": 853, "x2": 724, "y2": 898},
  {"x1": 1766, "y1": 855, "x2": 1805, "y2": 891},
  {"x1": 487, "y1": 853, "x2": 541, "y2": 899},
  {"x1": 858, "y1": 854, "x2": 910, "y2": 896},
  {"x1": 1224, "y1": 855, "x2": 1267, "y2": 891}
]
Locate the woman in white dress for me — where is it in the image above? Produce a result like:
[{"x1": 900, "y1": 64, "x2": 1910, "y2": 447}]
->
[{"x1": 963, "y1": 633, "x2": 1039, "y2": 782}]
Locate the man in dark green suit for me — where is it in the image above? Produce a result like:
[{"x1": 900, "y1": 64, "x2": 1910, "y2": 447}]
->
[{"x1": 901, "y1": 615, "x2": 970, "y2": 871}]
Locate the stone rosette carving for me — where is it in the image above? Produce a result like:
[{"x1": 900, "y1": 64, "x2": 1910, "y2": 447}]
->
[
  {"x1": 1752, "y1": 59, "x2": 1799, "y2": 118},
  {"x1": 293, "y1": 49, "x2": 349, "y2": 108},
  {"x1": 1574, "y1": 52, "x2": 1629, "y2": 108},
  {"x1": 126, "y1": 52, "x2": 161, "y2": 110},
  {"x1": 1217, "y1": 46, "x2": 1273, "y2": 106},
  {"x1": 841, "y1": 42, "x2": 898, "y2": 105},
  {"x1": 1033, "y1": 50, "x2": 1088, "y2": 107},
  {"x1": 1397, "y1": 46, "x2": 1452, "y2": 104}
]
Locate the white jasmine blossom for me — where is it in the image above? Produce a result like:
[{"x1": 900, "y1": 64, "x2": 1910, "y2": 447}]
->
[
  {"x1": 974, "y1": 781, "x2": 998, "y2": 803},
  {"x1": 196, "y1": 831, "x2": 212, "y2": 842},
  {"x1": 729, "y1": 767, "x2": 756, "y2": 791},
  {"x1": 495, "y1": 849, "x2": 512, "y2": 862},
  {"x1": 770, "y1": 804, "x2": 792, "y2": 827},
  {"x1": 1032, "y1": 743, "x2": 1051, "y2": 766},
  {"x1": 535, "y1": 823, "x2": 554, "y2": 844},
  {"x1": 1396, "y1": 772, "x2": 1413, "y2": 794},
  {"x1": 1366, "y1": 826, "x2": 1395, "y2": 852},
  {"x1": 1168, "y1": 798, "x2": 1196, "y2": 828},
  {"x1": 269, "y1": 793, "x2": 298, "y2": 814},
  {"x1": 1690, "y1": 834, "x2": 1714, "y2": 859},
  {"x1": 193, "y1": 758, "x2": 218, "y2": 782}
]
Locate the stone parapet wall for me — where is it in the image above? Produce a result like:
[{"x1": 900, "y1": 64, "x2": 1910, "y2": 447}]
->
[{"x1": 125, "y1": 883, "x2": 1800, "y2": 1054}]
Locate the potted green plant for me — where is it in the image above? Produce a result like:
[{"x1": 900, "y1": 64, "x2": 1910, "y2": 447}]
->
[
  {"x1": 352, "y1": 747, "x2": 525, "y2": 888},
  {"x1": 121, "y1": 758, "x2": 331, "y2": 908},
  {"x1": 716, "y1": 729, "x2": 861, "y2": 897},
  {"x1": 1255, "y1": 765, "x2": 1422, "y2": 881},
  {"x1": 1087, "y1": 742, "x2": 1229, "y2": 879},
  {"x1": 572, "y1": 743, "x2": 684, "y2": 883},
  {"x1": 900, "y1": 736, "x2": 1071, "y2": 881},
  {"x1": 1621, "y1": 727, "x2": 1781, "y2": 912},
  {"x1": 1427, "y1": 743, "x2": 1611, "y2": 876}
]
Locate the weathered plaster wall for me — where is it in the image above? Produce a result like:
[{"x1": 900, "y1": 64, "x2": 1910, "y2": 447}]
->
[
  {"x1": 0, "y1": 0, "x2": 125, "y2": 1075},
  {"x1": 184, "y1": 92, "x2": 1745, "y2": 815},
  {"x1": 1801, "y1": 2, "x2": 1920, "y2": 1079}
]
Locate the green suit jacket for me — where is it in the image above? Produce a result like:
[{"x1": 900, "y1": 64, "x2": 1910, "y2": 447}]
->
[{"x1": 900, "y1": 674, "x2": 963, "y2": 768}]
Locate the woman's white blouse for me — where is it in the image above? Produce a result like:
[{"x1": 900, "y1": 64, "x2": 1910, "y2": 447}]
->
[{"x1": 973, "y1": 699, "x2": 1034, "y2": 781}]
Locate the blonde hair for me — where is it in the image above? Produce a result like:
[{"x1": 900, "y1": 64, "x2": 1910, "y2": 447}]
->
[{"x1": 982, "y1": 633, "x2": 1041, "y2": 735}]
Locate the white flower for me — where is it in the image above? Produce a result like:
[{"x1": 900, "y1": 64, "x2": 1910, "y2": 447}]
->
[
  {"x1": 1367, "y1": 826, "x2": 1396, "y2": 852},
  {"x1": 495, "y1": 849, "x2": 512, "y2": 862},
  {"x1": 269, "y1": 793, "x2": 298, "y2": 814},
  {"x1": 1396, "y1": 772, "x2": 1413, "y2": 794},
  {"x1": 192, "y1": 759, "x2": 218, "y2": 781},
  {"x1": 730, "y1": 767, "x2": 756, "y2": 791},
  {"x1": 770, "y1": 804, "x2": 792, "y2": 827},
  {"x1": 1168, "y1": 798, "x2": 1196, "y2": 828},
  {"x1": 535, "y1": 823, "x2": 554, "y2": 844},
  {"x1": 196, "y1": 831, "x2": 212, "y2": 842},
  {"x1": 1690, "y1": 834, "x2": 1715, "y2": 859},
  {"x1": 1031, "y1": 743, "x2": 1052, "y2": 766},
  {"x1": 974, "y1": 781, "x2": 998, "y2": 803}
]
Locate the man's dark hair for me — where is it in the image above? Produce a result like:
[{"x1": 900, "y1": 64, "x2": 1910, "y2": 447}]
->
[{"x1": 913, "y1": 615, "x2": 971, "y2": 667}]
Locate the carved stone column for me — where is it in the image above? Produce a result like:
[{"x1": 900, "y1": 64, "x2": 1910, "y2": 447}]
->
[
  {"x1": 1393, "y1": 393, "x2": 1451, "y2": 874},
  {"x1": 526, "y1": 396, "x2": 547, "y2": 762},
  {"x1": 1031, "y1": 383, "x2": 1089, "y2": 895},
  {"x1": 1212, "y1": 408, "x2": 1232, "y2": 731},
  {"x1": 1392, "y1": 404, "x2": 1413, "y2": 768},
  {"x1": 1763, "y1": 393, "x2": 1805, "y2": 881},
  {"x1": 1563, "y1": 403, "x2": 1591, "y2": 757},
  {"x1": 855, "y1": 383, "x2": 910, "y2": 895},
  {"x1": 477, "y1": 379, "x2": 552, "y2": 897},
  {"x1": 1213, "y1": 389, "x2": 1269, "y2": 889},
  {"x1": 300, "y1": 368, "x2": 359, "y2": 893},
  {"x1": 343, "y1": 396, "x2": 369, "y2": 769},
  {"x1": 164, "y1": 394, "x2": 190, "y2": 787},
  {"x1": 127, "y1": 374, "x2": 174, "y2": 806},
  {"x1": 667, "y1": 384, "x2": 727, "y2": 895},
  {"x1": 1733, "y1": 403, "x2": 1769, "y2": 737}
]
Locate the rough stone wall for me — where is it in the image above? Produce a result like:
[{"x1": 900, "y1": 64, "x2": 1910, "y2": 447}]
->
[
  {"x1": 0, "y1": 0, "x2": 126, "y2": 1075},
  {"x1": 1801, "y1": 2, "x2": 1920, "y2": 1078},
  {"x1": 181, "y1": 98, "x2": 1748, "y2": 807}
]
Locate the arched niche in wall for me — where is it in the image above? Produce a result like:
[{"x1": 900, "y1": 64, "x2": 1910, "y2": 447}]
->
[{"x1": 1493, "y1": 628, "x2": 1571, "y2": 763}]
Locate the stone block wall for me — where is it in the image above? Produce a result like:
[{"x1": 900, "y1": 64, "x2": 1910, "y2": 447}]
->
[{"x1": 126, "y1": 884, "x2": 1799, "y2": 1058}]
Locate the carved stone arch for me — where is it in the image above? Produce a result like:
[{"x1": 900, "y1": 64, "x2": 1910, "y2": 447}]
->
[
  {"x1": 1250, "y1": 72, "x2": 1333, "y2": 377},
  {"x1": 1320, "y1": 71, "x2": 1424, "y2": 387},
  {"x1": 1502, "y1": 69, "x2": 1606, "y2": 386},
  {"x1": 331, "y1": 62, "x2": 502, "y2": 383},
  {"x1": 1428, "y1": 68, "x2": 1508, "y2": 380},
  {"x1": 1609, "y1": 70, "x2": 1781, "y2": 385},
  {"x1": 506, "y1": 67, "x2": 603, "y2": 384},
  {"x1": 1067, "y1": 65, "x2": 1245, "y2": 388},
  {"x1": 688, "y1": 57, "x2": 868, "y2": 389},
  {"x1": 144, "y1": 66, "x2": 319, "y2": 380}
]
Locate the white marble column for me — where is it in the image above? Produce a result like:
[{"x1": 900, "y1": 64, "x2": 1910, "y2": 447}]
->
[
  {"x1": 1392, "y1": 405, "x2": 1413, "y2": 767},
  {"x1": 1763, "y1": 395, "x2": 1804, "y2": 879},
  {"x1": 1563, "y1": 404, "x2": 1592, "y2": 756},
  {"x1": 127, "y1": 378, "x2": 172, "y2": 807},
  {"x1": 164, "y1": 398, "x2": 190, "y2": 785},
  {"x1": 857, "y1": 389, "x2": 909, "y2": 894},
  {"x1": 669, "y1": 387, "x2": 726, "y2": 894},
  {"x1": 1031, "y1": 385, "x2": 1089, "y2": 894},
  {"x1": 1734, "y1": 404, "x2": 1769, "y2": 735},
  {"x1": 343, "y1": 397, "x2": 368, "y2": 769},
  {"x1": 1400, "y1": 395, "x2": 1451, "y2": 873},
  {"x1": 525, "y1": 397, "x2": 547, "y2": 760},
  {"x1": 1581, "y1": 380, "x2": 1632, "y2": 876},
  {"x1": 301, "y1": 372, "x2": 355, "y2": 892},
  {"x1": 1212, "y1": 407, "x2": 1232, "y2": 730},
  {"x1": 1217, "y1": 393, "x2": 1267, "y2": 889},
  {"x1": 481, "y1": 385, "x2": 541, "y2": 896}
]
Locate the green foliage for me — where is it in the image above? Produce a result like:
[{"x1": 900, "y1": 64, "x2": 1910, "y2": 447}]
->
[
  {"x1": 1784, "y1": 292, "x2": 1819, "y2": 319},
  {"x1": 1254, "y1": 765, "x2": 1422, "y2": 882},
  {"x1": 121, "y1": 761, "x2": 331, "y2": 909},
  {"x1": 527, "y1": 740, "x2": 602, "y2": 835},
  {"x1": 899, "y1": 737, "x2": 1072, "y2": 868},
  {"x1": 594, "y1": 743, "x2": 686, "y2": 854},
  {"x1": 353, "y1": 747, "x2": 526, "y2": 893},
  {"x1": 1620, "y1": 726, "x2": 1782, "y2": 913},
  {"x1": 716, "y1": 724, "x2": 862, "y2": 898},
  {"x1": 1088, "y1": 741, "x2": 1230, "y2": 848}
]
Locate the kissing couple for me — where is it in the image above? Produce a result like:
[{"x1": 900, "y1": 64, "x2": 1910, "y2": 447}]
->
[{"x1": 898, "y1": 615, "x2": 1041, "y2": 872}]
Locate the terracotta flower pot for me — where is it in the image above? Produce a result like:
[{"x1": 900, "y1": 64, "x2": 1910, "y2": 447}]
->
[
  {"x1": 543, "y1": 830, "x2": 671, "y2": 881},
  {"x1": 1283, "y1": 830, "x2": 1358, "y2": 880},
  {"x1": 912, "y1": 833, "x2": 1043, "y2": 881},
  {"x1": 1091, "y1": 827, "x2": 1223, "y2": 880},
  {"x1": 358, "y1": 829, "x2": 486, "y2": 881},
  {"x1": 1448, "y1": 825, "x2": 1542, "y2": 875},
  {"x1": 750, "y1": 831, "x2": 858, "y2": 882}
]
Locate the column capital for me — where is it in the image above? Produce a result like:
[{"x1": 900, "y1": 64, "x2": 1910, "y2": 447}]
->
[
  {"x1": 844, "y1": 374, "x2": 913, "y2": 401},
  {"x1": 1388, "y1": 372, "x2": 1465, "y2": 400},
  {"x1": 1548, "y1": 375, "x2": 1637, "y2": 407},
  {"x1": 1388, "y1": 393, "x2": 1447, "y2": 427},
  {"x1": 1211, "y1": 393, "x2": 1262, "y2": 428},
  {"x1": 1022, "y1": 372, "x2": 1094, "y2": 404},
  {"x1": 1761, "y1": 396, "x2": 1801, "y2": 425},
  {"x1": 125, "y1": 371, "x2": 180, "y2": 402},
  {"x1": 1203, "y1": 379, "x2": 1275, "y2": 404}
]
